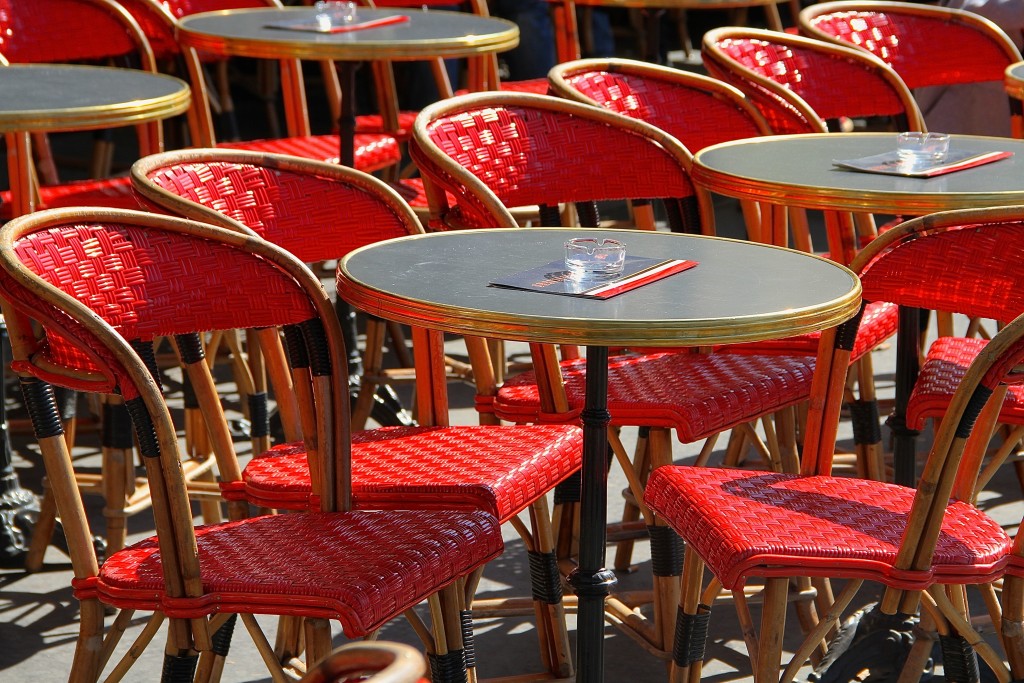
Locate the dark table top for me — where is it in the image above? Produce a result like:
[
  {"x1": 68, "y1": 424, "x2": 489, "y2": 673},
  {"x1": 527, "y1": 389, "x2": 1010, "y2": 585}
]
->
[
  {"x1": 178, "y1": 7, "x2": 519, "y2": 61},
  {"x1": 337, "y1": 228, "x2": 861, "y2": 348},
  {"x1": 0, "y1": 64, "x2": 191, "y2": 133},
  {"x1": 693, "y1": 132, "x2": 1024, "y2": 215}
]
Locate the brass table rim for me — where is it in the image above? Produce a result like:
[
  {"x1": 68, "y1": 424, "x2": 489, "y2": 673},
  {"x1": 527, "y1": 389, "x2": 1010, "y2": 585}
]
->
[
  {"x1": 0, "y1": 64, "x2": 191, "y2": 134},
  {"x1": 692, "y1": 133, "x2": 1024, "y2": 214},
  {"x1": 569, "y1": 0, "x2": 786, "y2": 6},
  {"x1": 178, "y1": 7, "x2": 520, "y2": 61},
  {"x1": 338, "y1": 228, "x2": 863, "y2": 348}
]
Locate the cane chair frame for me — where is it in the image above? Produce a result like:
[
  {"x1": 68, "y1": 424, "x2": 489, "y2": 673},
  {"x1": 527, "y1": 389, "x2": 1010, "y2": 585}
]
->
[
  {"x1": 132, "y1": 149, "x2": 582, "y2": 681},
  {"x1": 799, "y1": 0, "x2": 1024, "y2": 140},
  {"x1": 298, "y1": 641, "x2": 427, "y2": 683},
  {"x1": 0, "y1": 207, "x2": 503, "y2": 683}
]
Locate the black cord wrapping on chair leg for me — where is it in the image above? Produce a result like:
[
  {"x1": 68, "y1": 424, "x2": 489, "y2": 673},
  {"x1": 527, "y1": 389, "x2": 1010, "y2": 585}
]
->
[
  {"x1": 538, "y1": 204, "x2": 562, "y2": 227},
  {"x1": 849, "y1": 400, "x2": 882, "y2": 447},
  {"x1": 130, "y1": 340, "x2": 162, "y2": 390},
  {"x1": 528, "y1": 550, "x2": 564, "y2": 604},
  {"x1": 554, "y1": 471, "x2": 581, "y2": 505},
  {"x1": 460, "y1": 610, "x2": 476, "y2": 670},
  {"x1": 161, "y1": 652, "x2": 199, "y2": 683},
  {"x1": 666, "y1": 197, "x2": 702, "y2": 234},
  {"x1": 210, "y1": 614, "x2": 237, "y2": 657},
  {"x1": 299, "y1": 318, "x2": 333, "y2": 378},
  {"x1": 576, "y1": 201, "x2": 600, "y2": 228},
  {"x1": 102, "y1": 401, "x2": 134, "y2": 451},
  {"x1": 939, "y1": 633, "x2": 980, "y2": 683},
  {"x1": 282, "y1": 325, "x2": 310, "y2": 371},
  {"x1": 428, "y1": 649, "x2": 467, "y2": 683},
  {"x1": 124, "y1": 398, "x2": 160, "y2": 459},
  {"x1": 648, "y1": 525, "x2": 685, "y2": 577},
  {"x1": 248, "y1": 393, "x2": 270, "y2": 440},
  {"x1": 20, "y1": 378, "x2": 64, "y2": 439},
  {"x1": 673, "y1": 603, "x2": 711, "y2": 667}
]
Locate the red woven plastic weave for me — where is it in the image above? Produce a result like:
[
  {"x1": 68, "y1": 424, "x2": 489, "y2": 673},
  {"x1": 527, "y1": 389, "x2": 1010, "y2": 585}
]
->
[
  {"x1": 218, "y1": 134, "x2": 401, "y2": 174},
  {"x1": 81, "y1": 509, "x2": 503, "y2": 636},
  {"x1": 0, "y1": 0, "x2": 140, "y2": 63},
  {"x1": 421, "y1": 103, "x2": 694, "y2": 224},
  {"x1": 241, "y1": 424, "x2": 583, "y2": 515},
  {"x1": 808, "y1": 10, "x2": 1015, "y2": 88},
  {"x1": 564, "y1": 69, "x2": 764, "y2": 153},
  {"x1": 0, "y1": 178, "x2": 141, "y2": 220},
  {"x1": 493, "y1": 352, "x2": 816, "y2": 443},
  {"x1": 712, "y1": 36, "x2": 909, "y2": 128},
  {"x1": 644, "y1": 466, "x2": 1010, "y2": 590},
  {"x1": 146, "y1": 161, "x2": 412, "y2": 262}
]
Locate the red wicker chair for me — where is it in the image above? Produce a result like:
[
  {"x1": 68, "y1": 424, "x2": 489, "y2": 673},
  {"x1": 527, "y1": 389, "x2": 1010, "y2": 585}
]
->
[
  {"x1": 799, "y1": 0, "x2": 1023, "y2": 138},
  {"x1": 645, "y1": 205, "x2": 1024, "y2": 682},
  {"x1": 411, "y1": 91, "x2": 836, "y2": 657},
  {"x1": 701, "y1": 26, "x2": 924, "y2": 136},
  {"x1": 0, "y1": 207, "x2": 503, "y2": 682},
  {"x1": 130, "y1": 148, "x2": 583, "y2": 681}
]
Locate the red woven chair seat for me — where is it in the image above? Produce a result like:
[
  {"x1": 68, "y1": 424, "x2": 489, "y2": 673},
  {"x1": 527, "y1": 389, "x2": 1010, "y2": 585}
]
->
[
  {"x1": 908, "y1": 336, "x2": 1024, "y2": 430},
  {"x1": 644, "y1": 466, "x2": 1010, "y2": 591},
  {"x1": 722, "y1": 300, "x2": 897, "y2": 361},
  {"x1": 76, "y1": 509, "x2": 502, "y2": 636},
  {"x1": 238, "y1": 425, "x2": 583, "y2": 517},
  {"x1": 218, "y1": 134, "x2": 401, "y2": 173},
  {"x1": 455, "y1": 78, "x2": 550, "y2": 97},
  {"x1": 492, "y1": 352, "x2": 816, "y2": 442},
  {"x1": 0, "y1": 177, "x2": 140, "y2": 218}
]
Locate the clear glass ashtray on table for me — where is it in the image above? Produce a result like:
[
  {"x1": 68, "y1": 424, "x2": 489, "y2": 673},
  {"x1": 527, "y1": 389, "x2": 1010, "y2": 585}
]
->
[
  {"x1": 315, "y1": 1, "x2": 357, "y2": 30},
  {"x1": 564, "y1": 237, "x2": 625, "y2": 280},
  {"x1": 896, "y1": 132, "x2": 950, "y2": 164}
]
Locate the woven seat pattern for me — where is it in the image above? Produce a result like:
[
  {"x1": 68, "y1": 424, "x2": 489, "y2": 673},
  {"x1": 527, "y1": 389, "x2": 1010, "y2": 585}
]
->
[
  {"x1": 422, "y1": 103, "x2": 695, "y2": 222},
  {"x1": 0, "y1": 0, "x2": 140, "y2": 61},
  {"x1": 493, "y1": 352, "x2": 815, "y2": 442},
  {"x1": 562, "y1": 69, "x2": 764, "y2": 153},
  {"x1": 144, "y1": 160, "x2": 411, "y2": 262},
  {"x1": 806, "y1": 10, "x2": 1012, "y2": 88},
  {"x1": 709, "y1": 37, "x2": 907, "y2": 133},
  {"x1": 644, "y1": 466, "x2": 1010, "y2": 590},
  {"x1": 83, "y1": 510, "x2": 503, "y2": 635},
  {"x1": 218, "y1": 134, "x2": 400, "y2": 173},
  {"x1": 908, "y1": 336, "x2": 1024, "y2": 429},
  {"x1": 241, "y1": 424, "x2": 583, "y2": 516}
]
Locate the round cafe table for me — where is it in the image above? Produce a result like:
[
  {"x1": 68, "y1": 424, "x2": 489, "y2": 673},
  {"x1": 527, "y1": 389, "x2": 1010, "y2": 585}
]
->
[
  {"x1": 337, "y1": 227, "x2": 862, "y2": 682},
  {"x1": 177, "y1": 7, "x2": 518, "y2": 167},
  {"x1": 0, "y1": 64, "x2": 191, "y2": 217},
  {"x1": 693, "y1": 131, "x2": 1024, "y2": 487}
]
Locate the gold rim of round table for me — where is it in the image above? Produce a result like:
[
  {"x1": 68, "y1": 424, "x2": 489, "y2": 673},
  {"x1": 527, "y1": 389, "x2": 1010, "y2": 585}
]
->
[{"x1": 1007, "y1": 61, "x2": 1024, "y2": 102}]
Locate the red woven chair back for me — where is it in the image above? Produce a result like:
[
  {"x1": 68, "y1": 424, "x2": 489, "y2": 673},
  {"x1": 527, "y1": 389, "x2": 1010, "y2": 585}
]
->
[
  {"x1": 132, "y1": 151, "x2": 422, "y2": 263},
  {"x1": 800, "y1": 1, "x2": 1022, "y2": 89},
  {"x1": 702, "y1": 27, "x2": 922, "y2": 134},
  {"x1": 0, "y1": 0, "x2": 153, "y2": 66},
  {"x1": 549, "y1": 59, "x2": 770, "y2": 154},
  {"x1": 856, "y1": 214, "x2": 1024, "y2": 324},
  {"x1": 0, "y1": 209, "x2": 319, "y2": 397},
  {"x1": 411, "y1": 91, "x2": 699, "y2": 230}
]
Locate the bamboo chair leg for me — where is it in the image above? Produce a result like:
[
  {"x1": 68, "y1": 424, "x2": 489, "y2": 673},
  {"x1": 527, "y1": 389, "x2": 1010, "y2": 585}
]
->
[
  {"x1": 24, "y1": 483, "x2": 58, "y2": 572},
  {"x1": 429, "y1": 584, "x2": 470, "y2": 682},
  {"x1": 527, "y1": 495, "x2": 573, "y2": 678},
  {"x1": 669, "y1": 546, "x2": 708, "y2": 683},
  {"x1": 613, "y1": 426, "x2": 650, "y2": 572},
  {"x1": 756, "y1": 578, "x2": 789, "y2": 683},
  {"x1": 647, "y1": 428, "x2": 683, "y2": 653},
  {"x1": 353, "y1": 317, "x2": 388, "y2": 431},
  {"x1": 101, "y1": 395, "x2": 133, "y2": 557},
  {"x1": 303, "y1": 618, "x2": 334, "y2": 674},
  {"x1": 1003, "y1": 576, "x2": 1024, "y2": 678}
]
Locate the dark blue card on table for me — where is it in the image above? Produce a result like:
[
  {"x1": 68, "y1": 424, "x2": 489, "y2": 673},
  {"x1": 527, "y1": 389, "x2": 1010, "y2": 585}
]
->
[{"x1": 489, "y1": 256, "x2": 698, "y2": 300}]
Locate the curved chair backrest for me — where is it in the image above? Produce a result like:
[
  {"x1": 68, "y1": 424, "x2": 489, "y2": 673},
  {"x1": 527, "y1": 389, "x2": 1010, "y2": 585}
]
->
[
  {"x1": 300, "y1": 642, "x2": 428, "y2": 683},
  {"x1": 131, "y1": 149, "x2": 423, "y2": 263},
  {"x1": 548, "y1": 57, "x2": 771, "y2": 154},
  {"x1": 799, "y1": 0, "x2": 1022, "y2": 90},
  {"x1": 410, "y1": 91, "x2": 706, "y2": 232},
  {"x1": 0, "y1": 0, "x2": 156, "y2": 70},
  {"x1": 701, "y1": 26, "x2": 925, "y2": 135}
]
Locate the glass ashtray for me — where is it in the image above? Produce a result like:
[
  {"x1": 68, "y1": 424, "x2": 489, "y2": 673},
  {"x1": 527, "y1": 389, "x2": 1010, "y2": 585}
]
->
[
  {"x1": 564, "y1": 237, "x2": 625, "y2": 279},
  {"x1": 315, "y1": 1, "x2": 357, "y2": 30},
  {"x1": 896, "y1": 132, "x2": 950, "y2": 163}
]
